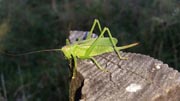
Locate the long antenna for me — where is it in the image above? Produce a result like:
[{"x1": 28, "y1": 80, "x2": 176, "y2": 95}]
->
[{"x1": 1, "y1": 48, "x2": 61, "y2": 56}]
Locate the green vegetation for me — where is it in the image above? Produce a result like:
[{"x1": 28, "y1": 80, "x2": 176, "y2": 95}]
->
[{"x1": 0, "y1": 0, "x2": 179, "y2": 100}]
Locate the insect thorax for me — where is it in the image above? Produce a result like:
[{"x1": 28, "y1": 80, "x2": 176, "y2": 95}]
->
[{"x1": 61, "y1": 45, "x2": 73, "y2": 59}]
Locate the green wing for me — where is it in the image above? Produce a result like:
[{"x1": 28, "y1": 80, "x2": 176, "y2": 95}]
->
[
  {"x1": 88, "y1": 42, "x2": 139, "y2": 57},
  {"x1": 77, "y1": 37, "x2": 118, "y2": 46},
  {"x1": 75, "y1": 38, "x2": 118, "y2": 58},
  {"x1": 89, "y1": 46, "x2": 114, "y2": 56},
  {"x1": 75, "y1": 38, "x2": 138, "y2": 57}
]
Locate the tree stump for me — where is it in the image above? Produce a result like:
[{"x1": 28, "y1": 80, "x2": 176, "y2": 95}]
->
[{"x1": 70, "y1": 52, "x2": 180, "y2": 101}]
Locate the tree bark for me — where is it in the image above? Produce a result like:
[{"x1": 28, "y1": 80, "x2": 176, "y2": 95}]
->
[{"x1": 70, "y1": 52, "x2": 180, "y2": 101}]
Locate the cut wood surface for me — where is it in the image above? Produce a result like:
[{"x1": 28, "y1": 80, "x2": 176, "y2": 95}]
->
[
  {"x1": 68, "y1": 30, "x2": 180, "y2": 101},
  {"x1": 70, "y1": 52, "x2": 180, "y2": 101}
]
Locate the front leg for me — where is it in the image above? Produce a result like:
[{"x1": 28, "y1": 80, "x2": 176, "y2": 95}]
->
[{"x1": 72, "y1": 55, "x2": 77, "y2": 79}]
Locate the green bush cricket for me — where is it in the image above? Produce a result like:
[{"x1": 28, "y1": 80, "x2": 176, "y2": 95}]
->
[{"x1": 2, "y1": 19, "x2": 138, "y2": 79}]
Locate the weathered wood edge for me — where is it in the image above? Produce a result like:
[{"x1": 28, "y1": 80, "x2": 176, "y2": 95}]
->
[{"x1": 70, "y1": 52, "x2": 180, "y2": 101}]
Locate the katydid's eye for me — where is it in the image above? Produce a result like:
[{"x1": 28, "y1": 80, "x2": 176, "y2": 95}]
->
[{"x1": 76, "y1": 38, "x2": 79, "y2": 41}]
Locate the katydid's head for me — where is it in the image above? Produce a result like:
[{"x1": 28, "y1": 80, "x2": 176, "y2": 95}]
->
[{"x1": 61, "y1": 45, "x2": 72, "y2": 59}]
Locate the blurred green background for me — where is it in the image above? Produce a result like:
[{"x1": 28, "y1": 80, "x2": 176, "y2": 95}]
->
[{"x1": 0, "y1": 0, "x2": 179, "y2": 100}]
